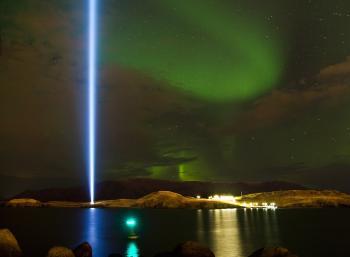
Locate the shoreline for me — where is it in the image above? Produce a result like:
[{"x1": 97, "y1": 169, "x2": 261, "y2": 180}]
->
[
  {"x1": 1, "y1": 191, "x2": 239, "y2": 209},
  {"x1": 1, "y1": 189, "x2": 350, "y2": 209}
]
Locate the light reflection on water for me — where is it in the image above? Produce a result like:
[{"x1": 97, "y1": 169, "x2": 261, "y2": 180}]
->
[
  {"x1": 87, "y1": 208, "x2": 97, "y2": 247},
  {"x1": 198, "y1": 209, "x2": 243, "y2": 257},
  {"x1": 84, "y1": 208, "x2": 278, "y2": 257},
  {"x1": 85, "y1": 208, "x2": 141, "y2": 257},
  {"x1": 126, "y1": 242, "x2": 139, "y2": 257},
  {"x1": 1, "y1": 208, "x2": 349, "y2": 257},
  {"x1": 197, "y1": 208, "x2": 279, "y2": 257}
]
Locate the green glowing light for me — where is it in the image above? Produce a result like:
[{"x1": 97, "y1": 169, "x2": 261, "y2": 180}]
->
[{"x1": 126, "y1": 218, "x2": 137, "y2": 228}]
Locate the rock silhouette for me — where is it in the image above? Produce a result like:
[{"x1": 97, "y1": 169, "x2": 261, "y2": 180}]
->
[
  {"x1": 73, "y1": 242, "x2": 92, "y2": 257},
  {"x1": 0, "y1": 229, "x2": 22, "y2": 257},
  {"x1": 248, "y1": 247, "x2": 299, "y2": 257},
  {"x1": 46, "y1": 246, "x2": 75, "y2": 257}
]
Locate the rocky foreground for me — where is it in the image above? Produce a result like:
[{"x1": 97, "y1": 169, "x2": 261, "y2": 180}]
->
[
  {"x1": 3, "y1": 190, "x2": 350, "y2": 209},
  {"x1": 0, "y1": 228, "x2": 299, "y2": 257}
]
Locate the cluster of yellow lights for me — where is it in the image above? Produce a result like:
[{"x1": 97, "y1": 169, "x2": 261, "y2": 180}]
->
[
  {"x1": 196, "y1": 194, "x2": 277, "y2": 209},
  {"x1": 198, "y1": 194, "x2": 237, "y2": 202},
  {"x1": 241, "y1": 202, "x2": 277, "y2": 209}
]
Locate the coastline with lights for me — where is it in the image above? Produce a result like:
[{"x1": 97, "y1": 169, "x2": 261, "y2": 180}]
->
[
  {"x1": 197, "y1": 194, "x2": 278, "y2": 209},
  {"x1": 2, "y1": 189, "x2": 350, "y2": 209}
]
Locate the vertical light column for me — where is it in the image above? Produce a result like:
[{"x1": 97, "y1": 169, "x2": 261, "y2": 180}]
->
[{"x1": 88, "y1": 0, "x2": 97, "y2": 204}]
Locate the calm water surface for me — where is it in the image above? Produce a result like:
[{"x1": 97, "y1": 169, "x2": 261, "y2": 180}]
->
[{"x1": 0, "y1": 208, "x2": 349, "y2": 257}]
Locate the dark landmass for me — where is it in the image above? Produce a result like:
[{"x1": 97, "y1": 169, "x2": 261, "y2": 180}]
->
[{"x1": 12, "y1": 178, "x2": 306, "y2": 202}]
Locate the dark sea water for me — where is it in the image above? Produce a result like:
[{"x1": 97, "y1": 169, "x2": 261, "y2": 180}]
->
[{"x1": 0, "y1": 208, "x2": 349, "y2": 257}]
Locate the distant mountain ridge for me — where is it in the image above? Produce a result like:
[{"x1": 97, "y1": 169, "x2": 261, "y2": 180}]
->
[
  {"x1": 13, "y1": 178, "x2": 306, "y2": 202},
  {"x1": 0, "y1": 174, "x2": 79, "y2": 199}
]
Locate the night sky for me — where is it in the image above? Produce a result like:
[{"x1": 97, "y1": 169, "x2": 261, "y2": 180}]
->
[{"x1": 1, "y1": 0, "x2": 350, "y2": 192}]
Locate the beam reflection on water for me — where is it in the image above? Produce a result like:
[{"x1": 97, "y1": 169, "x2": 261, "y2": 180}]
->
[{"x1": 86, "y1": 208, "x2": 98, "y2": 251}]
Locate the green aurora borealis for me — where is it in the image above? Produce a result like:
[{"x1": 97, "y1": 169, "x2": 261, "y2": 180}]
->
[
  {"x1": 2, "y1": 0, "x2": 350, "y2": 193},
  {"x1": 104, "y1": 1, "x2": 283, "y2": 101}
]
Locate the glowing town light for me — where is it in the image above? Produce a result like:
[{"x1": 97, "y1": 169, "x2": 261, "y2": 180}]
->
[
  {"x1": 88, "y1": 0, "x2": 98, "y2": 204},
  {"x1": 208, "y1": 194, "x2": 236, "y2": 203}
]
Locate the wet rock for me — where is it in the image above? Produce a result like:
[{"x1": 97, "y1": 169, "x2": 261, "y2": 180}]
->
[
  {"x1": 248, "y1": 247, "x2": 298, "y2": 257},
  {"x1": 73, "y1": 242, "x2": 92, "y2": 257},
  {"x1": 46, "y1": 246, "x2": 75, "y2": 257},
  {"x1": 0, "y1": 229, "x2": 22, "y2": 257}
]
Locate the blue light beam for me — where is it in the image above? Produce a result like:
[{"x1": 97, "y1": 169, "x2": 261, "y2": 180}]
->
[{"x1": 88, "y1": 0, "x2": 97, "y2": 204}]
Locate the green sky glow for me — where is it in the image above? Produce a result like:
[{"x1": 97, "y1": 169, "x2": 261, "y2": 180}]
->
[
  {"x1": 3, "y1": 0, "x2": 350, "y2": 192},
  {"x1": 103, "y1": 1, "x2": 283, "y2": 102}
]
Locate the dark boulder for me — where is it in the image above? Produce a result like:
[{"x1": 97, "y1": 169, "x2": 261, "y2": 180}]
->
[
  {"x1": 73, "y1": 242, "x2": 92, "y2": 257},
  {"x1": 46, "y1": 246, "x2": 75, "y2": 257},
  {"x1": 154, "y1": 241, "x2": 215, "y2": 257},
  {"x1": 248, "y1": 247, "x2": 298, "y2": 257},
  {"x1": 0, "y1": 229, "x2": 22, "y2": 257}
]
